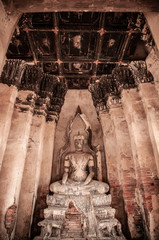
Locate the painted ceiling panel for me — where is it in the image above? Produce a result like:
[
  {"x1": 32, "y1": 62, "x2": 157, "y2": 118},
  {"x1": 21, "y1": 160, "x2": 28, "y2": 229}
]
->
[
  {"x1": 104, "y1": 12, "x2": 139, "y2": 30},
  {"x1": 60, "y1": 32, "x2": 98, "y2": 59},
  {"x1": 100, "y1": 33, "x2": 126, "y2": 60},
  {"x1": 43, "y1": 62, "x2": 59, "y2": 75},
  {"x1": 58, "y1": 12, "x2": 102, "y2": 29},
  {"x1": 7, "y1": 31, "x2": 33, "y2": 60},
  {"x1": 6, "y1": 12, "x2": 154, "y2": 89},
  {"x1": 29, "y1": 31, "x2": 57, "y2": 60}
]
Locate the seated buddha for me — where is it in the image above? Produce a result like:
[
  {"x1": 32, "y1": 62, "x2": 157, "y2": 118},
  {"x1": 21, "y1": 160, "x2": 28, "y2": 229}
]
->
[{"x1": 50, "y1": 133, "x2": 109, "y2": 195}]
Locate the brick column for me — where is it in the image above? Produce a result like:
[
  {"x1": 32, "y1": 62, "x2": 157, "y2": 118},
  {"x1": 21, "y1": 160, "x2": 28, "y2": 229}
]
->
[
  {"x1": 128, "y1": 61, "x2": 159, "y2": 239},
  {"x1": 15, "y1": 109, "x2": 46, "y2": 240},
  {"x1": 0, "y1": 90, "x2": 35, "y2": 240},
  {"x1": 99, "y1": 109, "x2": 130, "y2": 237},
  {"x1": 89, "y1": 67, "x2": 159, "y2": 239},
  {"x1": 31, "y1": 81, "x2": 67, "y2": 239},
  {"x1": 89, "y1": 77, "x2": 121, "y2": 194},
  {"x1": 139, "y1": 83, "x2": 159, "y2": 239},
  {"x1": 89, "y1": 76, "x2": 130, "y2": 237},
  {"x1": 0, "y1": 60, "x2": 26, "y2": 169},
  {"x1": 109, "y1": 96, "x2": 145, "y2": 239},
  {"x1": 99, "y1": 110, "x2": 121, "y2": 188},
  {"x1": 0, "y1": 59, "x2": 66, "y2": 240},
  {"x1": 146, "y1": 49, "x2": 159, "y2": 94},
  {"x1": 0, "y1": 84, "x2": 17, "y2": 169},
  {"x1": 38, "y1": 119, "x2": 57, "y2": 197},
  {"x1": 122, "y1": 88, "x2": 159, "y2": 239},
  {"x1": 139, "y1": 83, "x2": 159, "y2": 175},
  {"x1": 15, "y1": 110, "x2": 57, "y2": 240},
  {"x1": 30, "y1": 118, "x2": 57, "y2": 238}
]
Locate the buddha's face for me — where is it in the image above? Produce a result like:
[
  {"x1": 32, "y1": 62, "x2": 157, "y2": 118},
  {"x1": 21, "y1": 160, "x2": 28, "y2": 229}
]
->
[{"x1": 74, "y1": 139, "x2": 84, "y2": 152}]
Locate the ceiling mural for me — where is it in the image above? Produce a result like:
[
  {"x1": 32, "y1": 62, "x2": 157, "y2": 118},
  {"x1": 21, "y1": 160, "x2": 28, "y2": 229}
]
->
[{"x1": 6, "y1": 12, "x2": 154, "y2": 89}]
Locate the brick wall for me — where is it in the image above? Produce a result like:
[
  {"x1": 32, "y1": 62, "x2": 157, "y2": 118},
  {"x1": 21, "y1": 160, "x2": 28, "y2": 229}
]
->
[{"x1": 61, "y1": 201, "x2": 84, "y2": 239}]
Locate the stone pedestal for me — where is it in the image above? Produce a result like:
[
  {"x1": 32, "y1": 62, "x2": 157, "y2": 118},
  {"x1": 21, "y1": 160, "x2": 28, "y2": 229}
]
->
[{"x1": 34, "y1": 192, "x2": 126, "y2": 240}]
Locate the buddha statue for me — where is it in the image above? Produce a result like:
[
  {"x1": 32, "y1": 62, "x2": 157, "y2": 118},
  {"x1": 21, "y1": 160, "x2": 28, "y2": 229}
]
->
[
  {"x1": 35, "y1": 122, "x2": 126, "y2": 240},
  {"x1": 50, "y1": 133, "x2": 109, "y2": 195}
]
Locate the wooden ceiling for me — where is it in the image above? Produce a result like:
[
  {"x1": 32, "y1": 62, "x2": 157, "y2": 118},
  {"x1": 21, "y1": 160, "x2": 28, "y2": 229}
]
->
[{"x1": 6, "y1": 12, "x2": 154, "y2": 89}]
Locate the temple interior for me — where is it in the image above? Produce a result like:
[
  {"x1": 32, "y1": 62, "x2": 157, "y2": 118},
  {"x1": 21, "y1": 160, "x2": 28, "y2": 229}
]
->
[{"x1": 0, "y1": 0, "x2": 159, "y2": 239}]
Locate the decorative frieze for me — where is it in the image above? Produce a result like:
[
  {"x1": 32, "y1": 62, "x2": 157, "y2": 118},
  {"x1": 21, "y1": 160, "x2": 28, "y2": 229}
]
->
[
  {"x1": 34, "y1": 96, "x2": 48, "y2": 117},
  {"x1": 40, "y1": 73, "x2": 59, "y2": 98},
  {"x1": 107, "y1": 95, "x2": 122, "y2": 109},
  {"x1": 15, "y1": 91, "x2": 36, "y2": 112},
  {"x1": 128, "y1": 61, "x2": 153, "y2": 84},
  {"x1": 92, "y1": 194, "x2": 111, "y2": 207},
  {"x1": 89, "y1": 67, "x2": 135, "y2": 115},
  {"x1": 112, "y1": 66, "x2": 136, "y2": 91},
  {"x1": 47, "y1": 81, "x2": 68, "y2": 121},
  {"x1": 20, "y1": 65, "x2": 43, "y2": 93},
  {"x1": 88, "y1": 75, "x2": 117, "y2": 114},
  {"x1": 0, "y1": 59, "x2": 26, "y2": 88},
  {"x1": 88, "y1": 80, "x2": 107, "y2": 115},
  {"x1": 0, "y1": 59, "x2": 68, "y2": 121},
  {"x1": 89, "y1": 63, "x2": 154, "y2": 116}
]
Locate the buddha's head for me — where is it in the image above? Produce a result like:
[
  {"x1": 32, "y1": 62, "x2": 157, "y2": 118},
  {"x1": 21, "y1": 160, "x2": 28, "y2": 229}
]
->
[{"x1": 74, "y1": 133, "x2": 84, "y2": 152}]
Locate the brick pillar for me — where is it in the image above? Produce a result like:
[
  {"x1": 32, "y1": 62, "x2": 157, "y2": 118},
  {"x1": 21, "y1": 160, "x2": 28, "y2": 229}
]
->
[
  {"x1": 31, "y1": 118, "x2": 57, "y2": 239},
  {"x1": 88, "y1": 76, "x2": 129, "y2": 237},
  {"x1": 99, "y1": 110, "x2": 125, "y2": 231},
  {"x1": 0, "y1": 90, "x2": 35, "y2": 240},
  {"x1": 31, "y1": 81, "x2": 67, "y2": 239},
  {"x1": 38, "y1": 119, "x2": 57, "y2": 195},
  {"x1": 146, "y1": 49, "x2": 159, "y2": 94},
  {"x1": 0, "y1": 84, "x2": 17, "y2": 169},
  {"x1": 122, "y1": 88, "x2": 159, "y2": 239},
  {"x1": 0, "y1": 59, "x2": 26, "y2": 170},
  {"x1": 99, "y1": 110, "x2": 120, "y2": 187},
  {"x1": 139, "y1": 83, "x2": 159, "y2": 175},
  {"x1": 138, "y1": 83, "x2": 159, "y2": 239},
  {"x1": 109, "y1": 97, "x2": 145, "y2": 239},
  {"x1": 15, "y1": 109, "x2": 46, "y2": 239}
]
